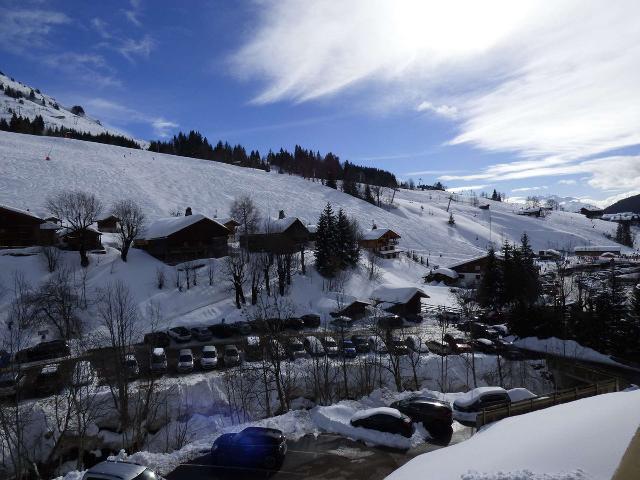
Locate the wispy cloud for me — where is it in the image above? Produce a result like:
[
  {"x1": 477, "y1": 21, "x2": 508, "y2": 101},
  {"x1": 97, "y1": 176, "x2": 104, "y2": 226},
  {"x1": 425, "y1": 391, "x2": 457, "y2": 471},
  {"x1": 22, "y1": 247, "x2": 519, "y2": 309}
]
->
[
  {"x1": 416, "y1": 101, "x2": 457, "y2": 119},
  {"x1": 558, "y1": 179, "x2": 576, "y2": 185},
  {"x1": 90, "y1": 16, "x2": 154, "y2": 63},
  {"x1": 0, "y1": 8, "x2": 70, "y2": 54},
  {"x1": 447, "y1": 184, "x2": 488, "y2": 192},
  {"x1": 123, "y1": 0, "x2": 143, "y2": 27},
  {"x1": 43, "y1": 53, "x2": 121, "y2": 88},
  {"x1": 84, "y1": 98, "x2": 178, "y2": 137},
  {"x1": 118, "y1": 35, "x2": 154, "y2": 62},
  {"x1": 511, "y1": 185, "x2": 548, "y2": 193}
]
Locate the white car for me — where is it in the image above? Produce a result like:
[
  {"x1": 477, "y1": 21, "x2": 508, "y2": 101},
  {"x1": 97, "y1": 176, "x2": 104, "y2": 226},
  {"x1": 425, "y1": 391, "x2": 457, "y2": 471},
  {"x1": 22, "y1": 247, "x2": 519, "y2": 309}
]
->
[
  {"x1": 200, "y1": 345, "x2": 218, "y2": 370},
  {"x1": 303, "y1": 336, "x2": 325, "y2": 356},
  {"x1": 177, "y1": 349, "x2": 194, "y2": 373},
  {"x1": 82, "y1": 460, "x2": 158, "y2": 480},
  {"x1": 167, "y1": 326, "x2": 192, "y2": 343},
  {"x1": 150, "y1": 347, "x2": 167, "y2": 374},
  {"x1": 322, "y1": 336, "x2": 339, "y2": 356},
  {"x1": 452, "y1": 386, "x2": 510, "y2": 424}
]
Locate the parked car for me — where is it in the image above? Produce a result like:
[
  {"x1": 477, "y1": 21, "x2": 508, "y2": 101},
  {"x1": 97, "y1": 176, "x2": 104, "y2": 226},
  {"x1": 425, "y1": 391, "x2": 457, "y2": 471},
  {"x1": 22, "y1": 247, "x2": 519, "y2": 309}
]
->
[
  {"x1": 390, "y1": 395, "x2": 453, "y2": 432},
  {"x1": 143, "y1": 331, "x2": 170, "y2": 348},
  {"x1": 284, "y1": 317, "x2": 305, "y2": 330},
  {"x1": 0, "y1": 372, "x2": 24, "y2": 397},
  {"x1": 243, "y1": 336, "x2": 263, "y2": 362},
  {"x1": 72, "y1": 360, "x2": 96, "y2": 388},
  {"x1": 122, "y1": 354, "x2": 139, "y2": 379},
  {"x1": 304, "y1": 336, "x2": 325, "y2": 356},
  {"x1": 15, "y1": 340, "x2": 70, "y2": 364},
  {"x1": 209, "y1": 323, "x2": 234, "y2": 338},
  {"x1": 167, "y1": 326, "x2": 192, "y2": 343},
  {"x1": 200, "y1": 345, "x2": 218, "y2": 370},
  {"x1": 350, "y1": 407, "x2": 414, "y2": 438},
  {"x1": 36, "y1": 363, "x2": 63, "y2": 395},
  {"x1": 341, "y1": 339, "x2": 357, "y2": 358},
  {"x1": 190, "y1": 326, "x2": 213, "y2": 342},
  {"x1": 286, "y1": 337, "x2": 307, "y2": 360},
  {"x1": 223, "y1": 344, "x2": 241, "y2": 367},
  {"x1": 405, "y1": 335, "x2": 429, "y2": 354},
  {"x1": 368, "y1": 335, "x2": 388, "y2": 354},
  {"x1": 322, "y1": 336, "x2": 339, "y2": 356},
  {"x1": 150, "y1": 347, "x2": 168, "y2": 374},
  {"x1": 452, "y1": 386, "x2": 511, "y2": 424},
  {"x1": 426, "y1": 340, "x2": 451, "y2": 356},
  {"x1": 444, "y1": 334, "x2": 472, "y2": 354},
  {"x1": 211, "y1": 427, "x2": 287, "y2": 469},
  {"x1": 177, "y1": 349, "x2": 194, "y2": 373},
  {"x1": 301, "y1": 314, "x2": 321, "y2": 328},
  {"x1": 330, "y1": 316, "x2": 353, "y2": 330},
  {"x1": 350, "y1": 335, "x2": 370, "y2": 354},
  {"x1": 81, "y1": 460, "x2": 158, "y2": 480},
  {"x1": 377, "y1": 314, "x2": 403, "y2": 329},
  {"x1": 472, "y1": 338, "x2": 497, "y2": 354},
  {"x1": 230, "y1": 321, "x2": 252, "y2": 336},
  {"x1": 390, "y1": 337, "x2": 409, "y2": 355},
  {"x1": 404, "y1": 313, "x2": 423, "y2": 323}
]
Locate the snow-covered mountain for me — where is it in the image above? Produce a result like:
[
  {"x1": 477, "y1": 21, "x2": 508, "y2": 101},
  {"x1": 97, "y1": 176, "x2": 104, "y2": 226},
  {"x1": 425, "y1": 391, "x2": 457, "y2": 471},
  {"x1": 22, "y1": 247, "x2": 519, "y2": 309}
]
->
[{"x1": 0, "y1": 71, "x2": 132, "y2": 140}]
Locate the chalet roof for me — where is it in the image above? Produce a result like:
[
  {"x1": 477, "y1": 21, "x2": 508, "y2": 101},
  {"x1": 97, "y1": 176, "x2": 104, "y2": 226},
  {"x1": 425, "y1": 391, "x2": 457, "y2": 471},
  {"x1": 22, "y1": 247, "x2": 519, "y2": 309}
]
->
[
  {"x1": 0, "y1": 204, "x2": 44, "y2": 222},
  {"x1": 447, "y1": 254, "x2": 490, "y2": 270},
  {"x1": 214, "y1": 217, "x2": 240, "y2": 226},
  {"x1": 574, "y1": 245, "x2": 622, "y2": 252},
  {"x1": 40, "y1": 222, "x2": 61, "y2": 230},
  {"x1": 361, "y1": 228, "x2": 400, "y2": 241},
  {"x1": 261, "y1": 216, "x2": 308, "y2": 234},
  {"x1": 602, "y1": 212, "x2": 640, "y2": 221},
  {"x1": 432, "y1": 267, "x2": 459, "y2": 279},
  {"x1": 61, "y1": 226, "x2": 101, "y2": 235},
  {"x1": 140, "y1": 214, "x2": 228, "y2": 240},
  {"x1": 97, "y1": 214, "x2": 119, "y2": 222},
  {"x1": 370, "y1": 285, "x2": 429, "y2": 305}
]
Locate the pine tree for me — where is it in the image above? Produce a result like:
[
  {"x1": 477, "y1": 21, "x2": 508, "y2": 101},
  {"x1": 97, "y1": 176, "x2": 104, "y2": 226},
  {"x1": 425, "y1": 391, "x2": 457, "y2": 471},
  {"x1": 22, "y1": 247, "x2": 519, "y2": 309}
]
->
[
  {"x1": 477, "y1": 246, "x2": 502, "y2": 309},
  {"x1": 315, "y1": 203, "x2": 338, "y2": 277},
  {"x1": 326, "y1": 173, "x2": 337, "y2": 189},
  {"x1": 363, "y1": 184, "x2": 375, "y2": 205},
  {"x1": 335, "y1": 209, "x2": 360, "y2": 269},
  {"x1": 448, "y1": 213, "x2": 455, "y2": 225}
]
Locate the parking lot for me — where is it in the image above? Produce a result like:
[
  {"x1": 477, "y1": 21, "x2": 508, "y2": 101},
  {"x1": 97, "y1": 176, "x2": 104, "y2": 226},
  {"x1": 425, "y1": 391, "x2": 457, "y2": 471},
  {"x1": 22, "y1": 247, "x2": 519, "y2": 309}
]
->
[{"x1": 166, "y1": 428, "x2": 474, "y2": 480}]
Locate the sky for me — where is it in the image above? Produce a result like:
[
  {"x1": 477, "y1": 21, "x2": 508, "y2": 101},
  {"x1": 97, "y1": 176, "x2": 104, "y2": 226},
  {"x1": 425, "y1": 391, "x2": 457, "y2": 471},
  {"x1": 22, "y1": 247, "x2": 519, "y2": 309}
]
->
[{"x1": 1, "y1": 0, "x2": 639, "y2": 207}]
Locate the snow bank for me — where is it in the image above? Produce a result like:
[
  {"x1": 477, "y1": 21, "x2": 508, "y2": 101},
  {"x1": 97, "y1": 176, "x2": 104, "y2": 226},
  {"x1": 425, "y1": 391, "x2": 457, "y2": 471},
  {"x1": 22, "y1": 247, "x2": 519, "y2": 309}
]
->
[
  {"x1": 511, "y1": 337, "x2": 625, "y2": 368},
  {"x1": 387, "y1": 389, "x2": 640, "y2": 480}
]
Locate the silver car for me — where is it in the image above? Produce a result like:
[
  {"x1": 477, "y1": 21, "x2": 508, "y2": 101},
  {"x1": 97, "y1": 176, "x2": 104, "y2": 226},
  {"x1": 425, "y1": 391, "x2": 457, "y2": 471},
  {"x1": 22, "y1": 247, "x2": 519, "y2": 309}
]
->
[{"x1": 82, "y1": 460, "x2": 157, "y2": 480}]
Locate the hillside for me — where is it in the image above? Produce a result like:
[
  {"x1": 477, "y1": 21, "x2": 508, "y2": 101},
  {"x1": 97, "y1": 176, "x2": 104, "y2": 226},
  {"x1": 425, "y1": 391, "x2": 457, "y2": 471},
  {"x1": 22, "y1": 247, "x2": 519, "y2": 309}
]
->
[
  {"x1": 0, "y1": 71, "x2": 133, "y2": 140},
  {"x1": 605, "y1": 193, "x2": 640, "y2": 214}
]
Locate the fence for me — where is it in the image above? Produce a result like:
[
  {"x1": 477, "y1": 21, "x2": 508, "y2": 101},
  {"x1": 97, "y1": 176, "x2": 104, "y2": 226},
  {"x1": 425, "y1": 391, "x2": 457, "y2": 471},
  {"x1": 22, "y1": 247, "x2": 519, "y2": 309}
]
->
[{"x1": 476, "y1": 378, "x2": 619, "y2": 428}]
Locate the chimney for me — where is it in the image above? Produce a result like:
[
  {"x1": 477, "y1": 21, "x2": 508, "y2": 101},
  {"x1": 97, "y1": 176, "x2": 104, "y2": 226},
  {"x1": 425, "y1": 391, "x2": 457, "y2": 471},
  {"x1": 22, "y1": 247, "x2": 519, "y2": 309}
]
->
[
  {"x1": 278, "y1": 210, "x2": 286, "y2": 219},
  {"x1": 185, "y1": 207, "x2": 192, "y2": 216},
  {"x1": 372, "y1": 221, "x2": 377, "y2": 230}
]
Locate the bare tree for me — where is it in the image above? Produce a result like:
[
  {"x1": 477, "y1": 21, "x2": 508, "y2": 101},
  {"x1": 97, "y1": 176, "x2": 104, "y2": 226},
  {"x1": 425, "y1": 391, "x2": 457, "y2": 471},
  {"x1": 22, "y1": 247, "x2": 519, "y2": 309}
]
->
[
  {"x1": 112, "y1": 199, "x2": 145, "y2": 262},
  {"x1": 46, "y1": 190, "x2": 103, "y2": 267},
  {"x1": 230, "y1": 195, "x2": 261, "y2": 236},
  {"x1": 366, "y1": 249, "x2": 381, "y2": 281},
  {"x1": 155, "y1": 266, "x2": 166, "y2": 289},
  {"x1": 225, "y1": 252, "x2": 247, "y2": 308},
  {"x1": 32, "y1": 267, "x2": 81, "y2": 339},
  {"x1": 207, "y1": 260, "x2": 215, "y2": 286},
  {"x1": 41, "y1": 246, "x2": 61, "y2": 273}
]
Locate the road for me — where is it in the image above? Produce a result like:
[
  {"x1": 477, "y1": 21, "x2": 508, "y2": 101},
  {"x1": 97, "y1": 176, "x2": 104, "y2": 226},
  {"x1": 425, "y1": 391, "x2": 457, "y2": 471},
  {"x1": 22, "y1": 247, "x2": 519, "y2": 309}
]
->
[{"x1": 166, "y1": 427, "x2": 473, "y2": 480}]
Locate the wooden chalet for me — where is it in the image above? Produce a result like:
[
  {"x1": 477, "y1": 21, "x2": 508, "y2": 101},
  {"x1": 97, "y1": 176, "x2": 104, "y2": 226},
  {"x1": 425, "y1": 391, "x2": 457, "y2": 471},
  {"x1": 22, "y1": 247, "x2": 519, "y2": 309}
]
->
[
  {"x1": 0, "y1": 204, "x2": 57, "y2": 248},
  {"x1": 424, "y1": 267, "x2": 459, "y2": 286},
  {"x1": 214, "y1": 217, "x2": 241, "y2": 238},
  {"x1": 371, "y1": 286, "x2": 429, "y2": 316},
  {"x1": 517, "y1": 207, "x2": 544, "y2": 218},
  {"x1": 333, "y1": 300, "x2": 371, "y2": 320},
  {"x1": 574, "y1": 245, "x2": 621, "y2": 258},
  {"x1": 359, "y1": 227, "x2": 402, "y2": 259},
  {"x1": 447, "y1": 254, "x2": 504, "y2": 287},
  {"x1": 134, "y1": 213, "x2": 229, "y2": 264},
  {"x1": 241, "y1": 214, "x2": 310, "y2": 254},
  {"x1": 97, "y1": 215, "x2": 120, "y2": 233},
  {"x1": 579, "y1": 207, "x2": 604, "y2": 219},
  {"x1": 60, "y1": 227, "x2": 103, "y2": 251}
]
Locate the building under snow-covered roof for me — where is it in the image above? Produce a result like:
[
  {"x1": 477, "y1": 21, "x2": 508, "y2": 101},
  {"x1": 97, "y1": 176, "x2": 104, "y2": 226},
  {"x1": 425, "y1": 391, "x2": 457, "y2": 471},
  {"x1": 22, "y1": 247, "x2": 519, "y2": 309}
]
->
[
  {"x1": 0, "y1": 203, "x2": 58, "y2": 247},
  {"x1": 574, "y1": 245, "x2": 621, "y2": 257},
  {"x1": 602, "y1": 212, "x2": 640, "y2": 222},
  {"x1": 135, "y1": 212, "x2": 229, "y2": 264},
  {"x1": 241, "y1": 213, "x2": 310, "y2": 254},
  {"x1": 370, "y1": 285, "x2": 429, "y2": 316},
  {"x1": 359, "y1": 227, "x2": 402, "y2": 259},
  {"x1": 424, "y1": 267, "x2": 459, "y2": 286}
]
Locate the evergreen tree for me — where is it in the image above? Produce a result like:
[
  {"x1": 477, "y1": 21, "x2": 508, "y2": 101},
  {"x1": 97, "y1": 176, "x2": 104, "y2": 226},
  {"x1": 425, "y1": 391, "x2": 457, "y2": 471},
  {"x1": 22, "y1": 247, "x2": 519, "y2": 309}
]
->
[
  {"x1": 335, "y1": 209, "x2": 360, "y2": 269},
  {"x1": 477, "y1": 246, "x2": 502, "y2": 309},
  {"x1": 363, "y1": 184, "x2": 375, "y2": 205},
  {"x1": 448, "y1": 213, "x2": 455, "y2": 225},
  {"x1": 326, "y1": 173, "x2": 337, "y2": 189},
  {"x1": 315, "y1": 203, "x2": 338, "y2": 277}
]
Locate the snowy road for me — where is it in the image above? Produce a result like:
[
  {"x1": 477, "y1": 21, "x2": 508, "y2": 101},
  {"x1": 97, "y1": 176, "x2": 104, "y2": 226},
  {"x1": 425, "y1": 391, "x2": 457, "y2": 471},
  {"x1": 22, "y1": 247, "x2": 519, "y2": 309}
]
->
[{"x1": 166, "y1": 429, "x2": 474, "y2": 480}]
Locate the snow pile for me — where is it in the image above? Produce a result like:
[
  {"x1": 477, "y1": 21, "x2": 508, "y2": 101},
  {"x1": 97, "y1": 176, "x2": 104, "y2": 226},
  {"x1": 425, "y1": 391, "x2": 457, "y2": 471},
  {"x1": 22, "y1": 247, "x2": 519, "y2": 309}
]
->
[
  {"x1": 387, "y1": 389, "x2": 640, "y2": 480},
  {"x1": 511, "y1": 337, "x2": 624, "y2": 368}
]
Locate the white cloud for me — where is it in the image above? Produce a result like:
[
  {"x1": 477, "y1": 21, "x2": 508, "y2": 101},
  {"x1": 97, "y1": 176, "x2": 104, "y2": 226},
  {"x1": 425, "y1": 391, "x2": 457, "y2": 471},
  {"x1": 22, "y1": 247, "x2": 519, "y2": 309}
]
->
[
  {"x1": 511, "y1": 186, "x2": 547, "y2": 193},
  {"x1": 84, "y1": 98, "x2": 177, "y2": 137},
  {"x1": 0, "y1": 8, "x2": 69, "y2": 53},
  {"x1": 447, "y1": 184, "x2": 488, "y2": 192},
  {"x1": 558, "y1": 179, "x2": 577, "y2": 185},
  {"x1": 416, "y1": 101, "x2": 457, "y2": 119},
  {"x1": 118, "y1": 35, "x2": 154, "y2": 62},
  {"x1": 43, "y1": 53, "x2": 121, "y2": 88},
  {"x1": 123, "y1": 0, "x2": 143, "y2": 26},
  {"x1": 151, "y1": 118, "x2": 179, "y2": 137}
]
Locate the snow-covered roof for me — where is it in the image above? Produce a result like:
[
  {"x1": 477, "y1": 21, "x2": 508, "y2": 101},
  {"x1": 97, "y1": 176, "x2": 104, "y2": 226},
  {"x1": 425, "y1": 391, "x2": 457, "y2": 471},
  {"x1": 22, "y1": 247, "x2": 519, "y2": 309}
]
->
[
  {"x1": 361, "y1": 228, "x2": 399, "y2": 240},
  {"x1": 371, "y1": 285, "x2": 429, "y2": 304},
  {"x1": 307, "y1": 224, "x2": 318, "y2": 234},
  {"x1": 152, "y1": 348, "x2": 165, "y2": 355},
  {"x1": 214, "y1": 217, "x2": 239, "y2": 226},
  {"x1": 0, "y1": 203, "x2": 44, "y2": 221},
  {"x1": 140, "y1": 213, "x2": 227, "y2": 240},
  {"x1": 433, "y1": 267, "x2": 459, "y2": 279},
  {"x1": 351, "y1": 407, "x2": 404, "y2": 422},
  {"x1": 261, "y1": 216, "x2": 307, "y2": 233},
  {"x1": 453, "y1": 386, "x2": 507, "y2": 407},
  {"x1": 39, "y1": 222, "x2": 60, "y2": 230},
  {"x1": 446, "y1": 254, "x2": 489, "y2": 270},
  {"x1": 574, "y1": 245, "x2": 621, "y2": 252},
  {"x1": 602, "y1": 212, "x2": 639, "y2": 221}
]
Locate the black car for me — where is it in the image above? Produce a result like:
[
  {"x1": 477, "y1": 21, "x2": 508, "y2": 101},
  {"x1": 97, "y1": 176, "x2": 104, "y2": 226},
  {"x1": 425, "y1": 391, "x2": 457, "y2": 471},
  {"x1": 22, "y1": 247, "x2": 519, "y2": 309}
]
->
[
  {"x1": 350, "y1": 335, "x2": 370, "y2": 353},
  {"x1": 143, "y1": 331, "x2": 170, "y2": 348},
  {"x1": 350, "y1": 408, "x2": 414, "y2": 438},
  {"x1": 377, "y1": 315, "x2": 403, "y2": 329},
  {"x1": 284, "y1": 317, "x2": 305, "y2": 330},
  {"x1": 15, "y1": 340, "x2": 70, "y2": 363},
  {"x1": 301, "y1": 314, "x2": 321, "y2": 328},
  {"x1": 211, "y1": 427, "x2": 287, "y2": 469},
  {"x1": 390, "y1": 396, "x2": 453, "y2": 432},
  {"x1": 190, "y1": 326, "x2": 213, "y2": 342},
  {"x1": 209, "y1": 323, "x2": 234, "y2": 338}
]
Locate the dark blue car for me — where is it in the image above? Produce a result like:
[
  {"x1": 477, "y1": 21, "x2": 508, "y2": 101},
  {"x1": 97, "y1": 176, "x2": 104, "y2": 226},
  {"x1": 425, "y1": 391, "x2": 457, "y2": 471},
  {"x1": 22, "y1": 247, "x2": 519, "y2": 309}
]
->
[{"x1": 341, "y1": 340, "x2": 357, "y2": 358}]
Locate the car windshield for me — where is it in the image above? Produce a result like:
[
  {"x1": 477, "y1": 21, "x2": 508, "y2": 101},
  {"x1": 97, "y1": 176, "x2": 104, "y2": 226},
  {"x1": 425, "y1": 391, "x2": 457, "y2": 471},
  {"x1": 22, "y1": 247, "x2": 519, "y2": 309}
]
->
[
  {"x1": 152, "y1": 354, "x2": 165, "y2": 362},
  {"x1": 179, "y1": 354, "x2": 192, "y2": 362},
  {"x1": 203, "y1": 351, "x2": 216, "y2": 358}
]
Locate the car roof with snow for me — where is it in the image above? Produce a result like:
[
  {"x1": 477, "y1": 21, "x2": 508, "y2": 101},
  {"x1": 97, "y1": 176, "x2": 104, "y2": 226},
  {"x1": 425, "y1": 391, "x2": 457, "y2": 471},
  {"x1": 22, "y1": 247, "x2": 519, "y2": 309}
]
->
[
  {"x1": 152, "y1": 347, "x2": 165, "y2": 355},
  {"x1": 352, "y1": 407, "x2": 405, "y2": 422},
  {"x1": 179, "y1": 349, "x2": 192, "y2": 355},
  {"x1": 508, "y1": 388, "x2": 537, "y2": 402},
  {"x1": 202, "y1": 345, "x2": 217, "y2": 352},
  {"x1": 453, "y1": 386, "x2": 508, "y2": 407},
  {"x1": 84, "y1": 460, "x2": 148, "y2": 478}
]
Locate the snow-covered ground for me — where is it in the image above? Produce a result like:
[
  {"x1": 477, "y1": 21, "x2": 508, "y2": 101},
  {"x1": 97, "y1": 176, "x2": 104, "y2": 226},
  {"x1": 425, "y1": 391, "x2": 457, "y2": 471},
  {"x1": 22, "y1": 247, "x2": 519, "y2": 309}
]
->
[{"x1": 387, "y1": 389, "x2": 640, "y2": 480}]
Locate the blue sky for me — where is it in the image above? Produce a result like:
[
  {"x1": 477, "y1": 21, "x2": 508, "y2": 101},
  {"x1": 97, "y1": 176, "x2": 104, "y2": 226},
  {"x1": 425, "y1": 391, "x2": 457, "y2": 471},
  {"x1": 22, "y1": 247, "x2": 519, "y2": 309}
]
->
[{"x1": 1, "y1": 0, "x2": 639, "y2": 206}]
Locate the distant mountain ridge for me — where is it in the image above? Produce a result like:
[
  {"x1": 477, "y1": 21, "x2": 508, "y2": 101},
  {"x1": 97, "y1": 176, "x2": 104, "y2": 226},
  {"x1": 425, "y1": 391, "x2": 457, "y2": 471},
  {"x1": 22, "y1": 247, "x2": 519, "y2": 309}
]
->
[{"x1": 604, "y1": 193, "x2": 640, "y2": 214}]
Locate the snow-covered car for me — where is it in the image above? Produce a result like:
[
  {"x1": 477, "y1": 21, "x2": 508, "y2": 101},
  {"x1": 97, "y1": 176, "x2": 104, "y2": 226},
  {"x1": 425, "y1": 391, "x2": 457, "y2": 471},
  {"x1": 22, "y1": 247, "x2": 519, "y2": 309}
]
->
[
  {"x1": 390, "y1": 395, "x2": 452, "y2": 432},
  {"x1": 168, "y1": 326, "x2": 192, "y2": 343},
  {"x1": 82, "y1": 460, "x2": 158, "y2": 480},
  {"x1": 36, "y1": 363, "x2": 62, "y2": 395},
  {"x1": 286, "y1": 337, "x2": 307, "y2": 360},
  {"x1": 190, "y1": 326, "x2": 213, "y2": 342},
  {"x1": 405, "y1": 335, "x2": 429, "y2": 353},
  {"x1": 0, "y1": 372, "x2": 24, "y2": 397},
  {"x1": 341, "y1": 339, "x2": 357, "y2": 358},
  {"x1": 452, "y1": 387, "x2": 511, "y2": 424},
  {"x1": 177, "y1": 349, "x2": 194, "y2": 373},
  {"x1": 368, "y1": 335, "x2": 388, "y2": 354},
  {"x1": 507, "y1": 387, "x2": 537, "y2": 403},
  {"x1": 72, "y1": 360, "x2": 96, "y2": 388},
  {"x1": 322, "y1": 336, "x2": 339, "y2": 356},
  {"x1": 350, "y1": 407, "x2": 414, "y2": 438},
  {"x1": 304, "y1": 336, "x2": 325, "y2": 356},
  {"x1": 472, "y1": 338, "x2": 497, "y2": 353},
  {"x1": 350, "y1": 335, "x2": 370, "y2": 353},
  {"x1": 211, "y1": 427, "x2": 287, "y2": 469},
  {"x1": 123, "y1": 354, "x2": 139, "y2": 378},
  {"x1": 150, "y1": 347, "x2": 168, "y2": 374},
  {"x1": 330, "y1": 316, "x2": 354, "y2": 330},
  {"x1": 223, "y1": 344, "x2": 241, "y2": 367},
  {"x1": 200, "y1": 345, "x2": 218, "y2": 370}
]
